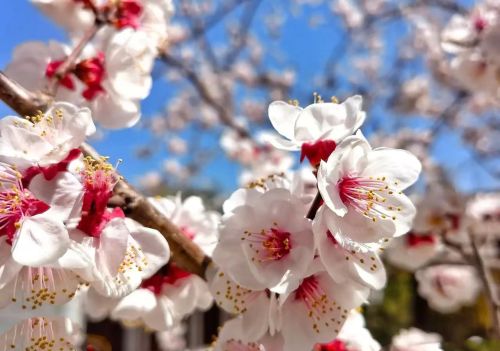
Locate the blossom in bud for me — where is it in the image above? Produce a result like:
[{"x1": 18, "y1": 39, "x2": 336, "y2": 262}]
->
[
  {"x1": 0, "y1": 317, "x2": 80, "y2": 351},
  {"x1": 390, "y1": 328, "x2": 443, "y2": 351},
  {"x1": 267, "y1": 95, "x2": 365, "y2": 167},
  {"x1": 213, "y1": 187, "x2": 315, "y2": 294},
  {"x1": 317, "y1": 133, "x2": 421, "y2": 244},
  {"x1": 416, "y1": 265, "x2": 481, "y2": 313}
]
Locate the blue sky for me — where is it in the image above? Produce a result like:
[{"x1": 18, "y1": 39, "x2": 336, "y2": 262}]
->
[{"x1": 0, "y1": 1, "x2": 497, "y2": 195}]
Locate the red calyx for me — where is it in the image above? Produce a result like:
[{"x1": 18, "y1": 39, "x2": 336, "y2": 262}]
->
[
  {"x1": 114, "y1": 0, "x2": 143, "y2": 29},
  {"x1": 300, "y1": 139, "x2": 337, "y2": 167},
  {"x1": 315, "y1": 340, "x2": 348, "y2": 351},
  {"x1": 407, "y1": 232, "x2": 436, "y2": 247},
  {"x1": 74, "y1": 52, "x2": 106, "y2": 101},
  {"x1": 45, "y1": 60, "x2": 75, "y2": 90},
  {"x1": 22, "y1": 149, "x2": 82, "y2": 188},
  {"x1": 141, "y1": 263, "x2": 192, "y2": 296}
]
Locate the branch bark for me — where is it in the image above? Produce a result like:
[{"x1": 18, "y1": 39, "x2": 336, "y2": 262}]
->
[
  {"x1": 0, "y1": 70, "x2": 211, "y2": 278},
  {"x1": 470, "y1": 233, "x2": 500, "y2": 338}
]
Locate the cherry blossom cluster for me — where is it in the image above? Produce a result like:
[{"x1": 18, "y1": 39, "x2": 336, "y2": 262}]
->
[
  {"x1": 209, "y1": 95, "x2": 422, "y2": 351},
  {"x1": 5, "y1": 0, "x2": 173, "y2": 129},
  {"x1": 441, "y1": 0, "x2": 500, "y2": 98},
  {"x1": 0, "y1": 103, "x2": 170, "y2": 349},
  {"x1": 83, "y1": 194, "x2": 219, "y2": 340}
]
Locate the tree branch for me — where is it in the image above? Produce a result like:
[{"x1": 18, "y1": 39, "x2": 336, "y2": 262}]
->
[
  {"x1": 470, "y1": 232, "x2": 500, "y2": 338},
  {"x1": 0, "y1": 70, "x2": 211, "y2": 278}
]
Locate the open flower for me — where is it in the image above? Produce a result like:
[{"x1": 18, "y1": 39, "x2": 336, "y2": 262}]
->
[
  {"x1": 32, "y1": 0, "x2": 174, "y2": 48},
  {"x1": 0, "y1": 102, "x2": 95, "y2": 169},
  {"x1": 279, "y1": 260, "x2": 369, "y2": 351},
  {"x1": 150, "y1": 194, "x2": 220, "y2": 256},
  {"x1": 312, "y1": 206, "x2": 386, "y2": 290},
  {"x1": 210, "y1": 268, "x2": 280, "y2": 343},
  {"x1": 386, "y1": 233, "x2": 442, "y2": 271},
  {"x1": 268, "y1": 95, "x2": 365, "y2": 166},
  {"x1": 6, "y1": 29, "x2": 156, "y2": 129},
  {"x1": 0, "y1": 162, "x2": 82, "y2": 271},
  {"x1": 317, "y1": 133, "x2": 421, "y2": 244},
  {"x1": 415, "y1": 265, "x2": 481, "y2": 313},
  {"x1": 214, "y1": 317, "x2": 284, "y2": 351},
  {"x1": 0, "y1": 317, "x2": 80, "y2": 351},
  {"x1": 213, "y1": 187, "x2": 315, "y2": 294},
  {"x1": 0, "y1": 264, "x2": 85, "y2": 311},
  {"x1": 315, "y1": 311, "x2": 381, "y2": 351},
  {"x1": 62, "y1": 157, "x2": 170, "y2": 298},
  {"x1": 390, "y1": 328, "x2": 443, "y2": 351},
  {"x1": 108, "y1": 263, "x2": 212, "y2": 330}
]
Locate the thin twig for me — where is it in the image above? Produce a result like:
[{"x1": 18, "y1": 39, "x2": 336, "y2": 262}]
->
[
  {"x1": 306, "y1": 191, "x2": 322, "y2": 220},
  {"x1": 469, "y1": 232, "x2": 500, "y2": 338},
  {"x1": 47, "y1": 24, "x2": 102, "y2": 95}
]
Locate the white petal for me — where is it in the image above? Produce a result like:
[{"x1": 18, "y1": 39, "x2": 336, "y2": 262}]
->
[
  {"x1": 268, "y1": 101, "x2": 302, "y2": 140},
  {"x1": 362, "y1": 148, "x2": 421, "y2": 190},
  {"x1": 111, "y1": 288, "x2": 157, "y2": 322},
  {"x1": 125, "y1": 218, "x2": 170, "y2": 279},
  {"x1": 0, "y1": 238, "x2": 22, "y2": 290},
  {"x1": 0, "y1": 266, "x2": 83, "y2": 311},
  {"x1": 0, "y1": 317, "x2": 80, "y2": 351},
  {"x1": 313, "y1": 207, "x2": 386, "y2": 289},
  {"x1": 12, "y1": 215, "x2": 69, "y2": 266},
  {"x1": 29, "y1": 172, "x2": 84, "y2": 221}
]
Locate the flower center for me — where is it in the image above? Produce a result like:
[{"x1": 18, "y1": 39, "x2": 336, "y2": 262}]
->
[
  {"x1": 45, "y1": 53, "x2": 106, "y2": 101},
  {"x1": 242, "y1": 226, "x2": 292, "y2": 262},
  {"x1": 338, "y1": 176, "x2": 400, "y2": 223},
  {"x1": 77, "y1": 157, "x2": 120, "y2": 237},
  {"x1": 300, "y1": 139, "x2": 337, "y2": 167},
  {"x1": 0, "y1": 166, "x2": 50, "y2": 244},
  {"x1": 295, "y1": 275, "x2": 333, "y2": 334}
]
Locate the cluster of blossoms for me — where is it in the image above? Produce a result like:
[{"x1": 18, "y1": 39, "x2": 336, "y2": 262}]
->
[
  {"x1": 441, "y1": 0, "x2": 500, "y2": 99},
  {"x1": 209, "y1": 95, "x2": 423, "y2": 351},
  {"x1": 0, "y1": 103, "x2": 171, "y2": 349},
  {"x1": 384, "y1": 183, "x2": 500, "y2": 314},
  {"x1": 83, "y1": 194, "x2": 219, "y2": 337},
  {"x1": 5, "y1": 0, "x2": 173, "y2": 129}
]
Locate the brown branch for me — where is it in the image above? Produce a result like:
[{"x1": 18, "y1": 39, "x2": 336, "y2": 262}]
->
[
  {"x1": 0, "y1": 70, "x2": 210, "y2": 278},
  {"x1": 306, "y1": 191, "x2": 322, "y2": 220},
  {"x1": 81, "y1": 144, "x2": 210, "y2": 277},
  {"x1": 0, "y1": 71, "x2": 49, "y2": 116},
  {"x1": 469, "y1": 232, "x2": 500, "y2": 338}
]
